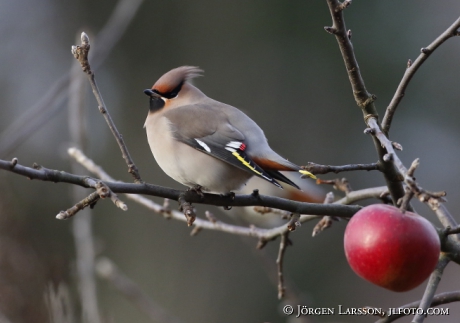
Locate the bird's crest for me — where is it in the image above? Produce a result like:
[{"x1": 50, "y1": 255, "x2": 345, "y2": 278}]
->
[{"x1": 152, "y1": 66, "x2": 203, "y2": 96}]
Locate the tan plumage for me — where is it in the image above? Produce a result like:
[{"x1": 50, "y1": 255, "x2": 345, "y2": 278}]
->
[{"x1": 144, "y1": 66, "x2": 315, "y2": 194}]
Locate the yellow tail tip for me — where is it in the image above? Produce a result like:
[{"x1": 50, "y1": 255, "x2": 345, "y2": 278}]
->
[{"x1": 299, "y1": 170, "x2": 317, "y2": 179}]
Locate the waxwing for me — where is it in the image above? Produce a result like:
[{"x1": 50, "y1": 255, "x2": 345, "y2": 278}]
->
[{"x1": 143, "y1": 66, "x2": 315, "y2": 194}]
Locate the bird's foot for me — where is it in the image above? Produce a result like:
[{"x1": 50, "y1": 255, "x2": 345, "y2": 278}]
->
[{"x1": 188, "y1": 185, "x2": 205, "y2": 199}]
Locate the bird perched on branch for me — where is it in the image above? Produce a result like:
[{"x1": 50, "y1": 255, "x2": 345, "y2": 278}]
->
[{"x1": 143, "y1": 66, "x2": 315, "y2": 194}]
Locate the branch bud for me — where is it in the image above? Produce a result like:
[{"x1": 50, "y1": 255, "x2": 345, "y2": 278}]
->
[{"x1": 383, "y1": 153, "x2": 393, "y2": 162}]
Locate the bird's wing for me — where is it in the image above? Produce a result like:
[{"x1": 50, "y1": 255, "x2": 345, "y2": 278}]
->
[{"x1": 164, "y1": 104, "x2": 284, "y2": 188}]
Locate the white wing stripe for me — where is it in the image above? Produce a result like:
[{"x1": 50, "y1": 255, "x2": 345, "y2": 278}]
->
[
  {"x1": 227, "y1": 141, "x2": 242, "y2": 149},
  {"x1": 195, "y1": 139, "x2": 211, "y2": 153}
]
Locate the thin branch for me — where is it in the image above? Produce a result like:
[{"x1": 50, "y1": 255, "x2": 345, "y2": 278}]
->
[
  {"x1": 444, "y1": 225, "x2": 460, "y2": 236},
  {"x1": 95, "y1": 258, "x2": 185, "y2": 323},
  {"x1": 312, "y1": 192, "x2": 337, "y2": 237},
  {"x1": 253, "y1": 206, "x2": 291, "y2": 218},
  {"x1": 67, "y1": 148, "x2": 387, "y2": 240},
  {"x1": 178, "y1": 192, "x2": 196, "y2": 226},
  {"x1": 325, "y1": 0, "x2": 406, "y2": 205},
  {"x1": 317, "y1": 177, "x2": 353, "y2": 194},
  {"x1": 398, "y1": 187, "x2": 414, "y2": 214},
  {"x1": 382, "y1": 17, "x2": 460, "y2": 133},
  {"x1": 57, "y1": 191, "x2": 100, "y2": 220},
  {"x1": 0, "y1": 157, "x2": 361, "y2": 219},
  {"x1": 302, "y1": 162, "x2": 379, "y2": 175},
  {"x1": 276, "y1": 232, "x2": 290, "y2": 299},
  {"x1": 324, "y1": 0, "x2": 376, "y2": 113},
  {"x1": 367, "y1": 118, "x2": 454, "y2": 229},
  {"x1": 55, "y1": 180, "x2": 126, "y2": 220},
  {"x1": 412, "y1": 254, "x2": 450, "y2": 323},
  {"x1": 71, "y1": 33, "x2": 143, "y2": 184},
  {"x1": 95, "y1": 181, "x2": 128, "y2": 211},
  {"x1": 375, "y1": 291, "x2": 460, "y2": 323},
  {"x1": 429, "y1": 200, "x2": 460, "y2": 243},
  {"x1": 286, "y1": 213, "x2": 301, "y2": 231}
]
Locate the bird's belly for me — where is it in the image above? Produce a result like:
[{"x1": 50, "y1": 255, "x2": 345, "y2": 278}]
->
[{"x1": 146, "y1": 117, "x2": 252, "y2": 193}]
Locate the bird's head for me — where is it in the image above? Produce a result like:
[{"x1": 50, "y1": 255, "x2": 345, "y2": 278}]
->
[{"x1": 144, "y1": 66, "x2": 204, "y2": 113}]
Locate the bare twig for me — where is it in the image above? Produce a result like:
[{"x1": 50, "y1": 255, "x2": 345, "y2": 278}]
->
[
  {"x1": 0, "y1": 157, "x2": 361, "y2": 219},
  {"x1": 57, "y1": 192, "x2": 100, "y2": 220},
  {"x1": 286, "y1": 213, "x2": 301, "y2": 231},
  {"x1": 367, "y1": 118, "x2": 453, "y2": 226},
  {"x1": 276, "y1": 232, "x2": 291, "y2": 299},
  {"x1": 65, "y1": 148, "x2": 387, "y2": 240},
  {"x1": 325, "y1": 0, "x2": 406, "y2": 205},
  {"x1": 324, "y1": 0, "x2": 377, "y2": 114},
  {"x1": 56, "y1": 180, "x2": 127, "y2": 220},
  {"x1": 317, "y1": 178, "x2": 352, "y2": 194},
  {"x1": 71, "y1": 33, "x2": 142, "y2": 184},
  {"x1": 95, "y1": 181, "x2": 128, "y2": 211},
  {"x1": 398, "y1": 187, "x2": 414, "y2": 214},
  {"x1": 376, "y1": 290, "x2": 460, "y2": 323},
  {"x1": 444, "y1": 225, "x2": 460, "y2": 236},
  {"x1": 178, "y1": 193, "x2": 196, "y2": 226},
  {"x1": 253, "y1": 206, "x2": 291, "y2": 219},
  {"x1": 336, "y1": 0, "x2": 352, "y2": 12},
  {"x1": 205, "y1": 211, "x2": 218, "y2": 223},
  {"x1": 312, "y1": 192, "x2": 337, "y2": 237},
  {"x1": 302, "y1": 162, "x2": 379, "y2": 175},
  {"x1": 429, "y1": 201, "x2": 460, "y2": 243},
  {"x1": 382, "y1": 17, "x2": 460, "y2": 133},
  {"x1": 412, "y1": 254, "x2": 450, "y2": 323},
  {"x1": 96, "y1": 258, "x2": 185, "y2": 323}
]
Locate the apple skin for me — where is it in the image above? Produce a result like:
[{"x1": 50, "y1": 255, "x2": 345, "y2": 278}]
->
[{"x1": 344, "y1": 204, "x2": 440, "y2": 292}]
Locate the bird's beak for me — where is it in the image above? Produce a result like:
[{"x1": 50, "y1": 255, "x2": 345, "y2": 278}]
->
[
  {"x1": 144, "y1": 89, "x2": 161, "y2": 98},
  {"x1": 145, "y1": 89, "x2": 165, "y2": 112}
]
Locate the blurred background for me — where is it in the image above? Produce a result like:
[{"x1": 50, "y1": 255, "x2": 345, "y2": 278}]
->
[{"x1": 1, "y1": 0, "x2": 460, "y2": 322}]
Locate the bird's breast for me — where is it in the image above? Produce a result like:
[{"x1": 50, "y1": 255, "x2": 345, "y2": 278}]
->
[{"x1": 145, "y1": 115, "x2": 252, "y2": 193}]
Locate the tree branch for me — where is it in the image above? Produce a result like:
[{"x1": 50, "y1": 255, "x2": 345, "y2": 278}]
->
[
  {"x1": 312, "y1": 192, "x2": 337, "y2": 237},
  {"x1": 412, "y1": 253, "x2": 450, "y2": 323},
  {"x1": 375, "y1": 291, "x2": 460, "y2": 323},
  {"x1": 366, "y1": 118, "x2": 455, "y2": 232},
  {"x1": 324, "y1": 0, "x2": 376, "y2": 114},
  {"x1": 276, "y1": 232, "x2": 290, "y2": 299},
  {"x1": 382, "y1": 17, "x2": 460, "y2": 133},
  {"x1": 0, "y1": 157, "x2": 361, "y2": 219},
  {"x1": 302, "y1": 162, "x2": 379, "y2": 175},
  {"x1": 71, "y1": 32, "x2": 143, "y2": 184},
  {"x1": 67, "y1": 148, "x2": 388, "y2": 240},
  {"x1": 324, "y1": 0, "x2": 406, "y2": 204}
]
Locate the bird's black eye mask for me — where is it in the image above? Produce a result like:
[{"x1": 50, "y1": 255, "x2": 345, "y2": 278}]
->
[
  {"x1": 160, "y1": 81, "x2": 183, "y2": 99},
  {"x1": 148, "y1": 95, "x2": 164, "y2": 112},
  {"x1": 144, "y1": 81, "x2": 184, "y2": 112}
]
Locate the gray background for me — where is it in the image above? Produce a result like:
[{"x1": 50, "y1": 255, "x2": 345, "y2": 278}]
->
[{"x1": 0, "y1": 1, "x2": 459, "y2": 322}]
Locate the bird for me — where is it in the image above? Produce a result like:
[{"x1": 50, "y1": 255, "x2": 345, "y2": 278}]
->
[{"x1": 143, "y1": 66, "x2": 315, "y2": 194}]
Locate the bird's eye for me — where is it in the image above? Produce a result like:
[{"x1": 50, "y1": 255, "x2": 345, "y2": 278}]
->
[{"x1": 163, "y1": 81, "x2": 183, "y2": 99}]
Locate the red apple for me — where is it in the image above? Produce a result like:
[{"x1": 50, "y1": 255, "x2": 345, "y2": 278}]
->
[{"x1": 344, "y1": 204, "x2": 440, "y2": 292}]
